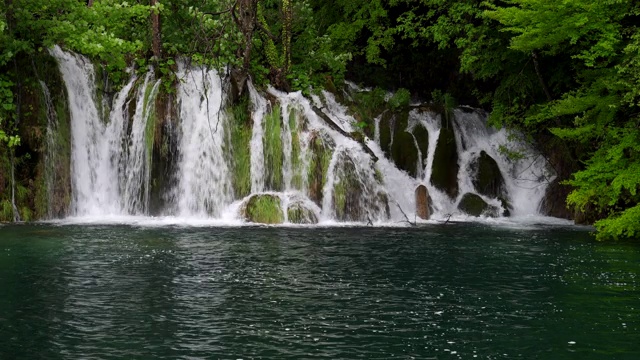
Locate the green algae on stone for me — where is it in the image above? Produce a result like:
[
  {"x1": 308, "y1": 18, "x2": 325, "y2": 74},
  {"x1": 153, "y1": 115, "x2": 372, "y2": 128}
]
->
[
  {"x1": 307, "y1": 131, "x2": 333, "y2": 206},
  {"x1": 228, "y1": 96, "x2": 252, "y2": 199},
  {"x1": 241, "y1": 194, "x2": 284, "y2": 224},
  {"x1": 287, "y1": 202, "x2": 318, "y2": 224},
  {"x1": 264, "y1": 104, "x2": 283, "y2": 191}
]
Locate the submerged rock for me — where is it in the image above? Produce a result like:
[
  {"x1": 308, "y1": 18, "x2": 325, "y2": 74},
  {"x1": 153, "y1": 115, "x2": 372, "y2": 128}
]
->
[
  {"x1": 431, "y1": 119, "x2": 459, "y2": 199},
  {"x1": 457, "y1": 193, "x2": 500, "y2": 217},
  {"x1": 415, "y1": 184, "x2": 430, "y2": 220},
  {"x1": 241, "y1": 194, "x2": 284, "y2": 224}
]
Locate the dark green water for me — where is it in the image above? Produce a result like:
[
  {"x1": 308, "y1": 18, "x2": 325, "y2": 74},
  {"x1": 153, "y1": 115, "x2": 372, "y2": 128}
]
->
[{"x1": 0, "y1": 223, "x2": 639, "y2": 359}]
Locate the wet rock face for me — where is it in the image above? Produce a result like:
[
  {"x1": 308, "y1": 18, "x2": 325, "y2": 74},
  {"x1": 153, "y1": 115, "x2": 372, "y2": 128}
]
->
[
  {"x1": 241, "y1": 194, "x2": 284, "y2": 224},
  {"x1": 307, "y1": 132, "x2": 333, "y2": 207},
  {"x1": 332, "y1": 152, "x2": 389, "y2": 222},
  {"x1": 458, "y1": 193, "x2": 500, "y2": 217},
  {"x1": 430, "y1": 120, "x2": 459, "y2": 199},
  {"x1": 471, "y1": 151, "x2": 505, "y2": 199},
  {"x1": 379, "y1": 112, "x2": 429, "y2": 179},
  {"x1": 415, "y1": 184, "x2": 430, "y2": 220},
  {"x1": 287, "y1": 202, "x2": 318, "y2": 224}
]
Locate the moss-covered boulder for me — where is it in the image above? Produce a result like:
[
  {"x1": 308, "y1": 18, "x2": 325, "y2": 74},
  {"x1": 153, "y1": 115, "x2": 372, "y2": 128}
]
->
[
  {"x1": 307, "y1": 131, "x2": 333, "y2": 206},
  {"x1": 241, "y1": 194, "x2": 284, "y2": 224},
  {"x1": 458, "y1": 193, "x2": 500, "y2": 217},
  {"x1": 332, "y1": 152, "x2": 389, "y2": 222},
  {"x1": 287, "y1": 202, "x2": 319, "y2": 224},
  {"x1": 471, "y1": 151, "x2": 505, "y2": 199},
  {"x1": 430, "y1": 118, "x2": 459, "y2": 199}
]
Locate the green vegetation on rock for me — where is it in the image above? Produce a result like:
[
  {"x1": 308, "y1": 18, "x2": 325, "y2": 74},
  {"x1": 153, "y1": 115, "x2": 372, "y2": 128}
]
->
[
  {"x1": 287, "y1": 202, "x2": 319, "y2": 224},
  {"x1": 264, "y1": 104, "x2": 283, "y2": 191},
  {"x1": 229, "y1": 96, "x2": 252, "y2": 199},
  {"x1": 242, "y1": 194, "x2": 284, "y2": 224},
  {"x1": 458, "y1": 193, "x2": 499, "y2": 218}
]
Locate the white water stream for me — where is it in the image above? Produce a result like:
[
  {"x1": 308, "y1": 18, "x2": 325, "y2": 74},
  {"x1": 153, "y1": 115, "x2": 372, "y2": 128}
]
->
[{"x1": 50, "y1": 47, "x2": 558, "y2": 225}]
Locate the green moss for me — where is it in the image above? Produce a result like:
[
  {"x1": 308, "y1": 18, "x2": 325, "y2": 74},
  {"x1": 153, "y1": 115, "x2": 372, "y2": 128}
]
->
[
  {"x1": 242, "y1": 194, "x2": 284, "y2": 224},
  {"x1": 143, "y1": 81, "x2": 159, "y2": 175},
  {"x1": 229, "y1": 95, "x2": 252, "y2": 199},
  {"x1": 264, "y1": 104, "x2": 283, "y2": 191},
  {"x1": 307, "y1": 133, "x2": 333, "y2": 206},
  {"x1": 289, "y1": 108, "x2": 303, "y2": 190},
  {"x1": 0, "y1": 200, "x2": 12, "y2": 222},
  {"x1": 287, "y1": 202, "x2": 318, "y2": 224}
]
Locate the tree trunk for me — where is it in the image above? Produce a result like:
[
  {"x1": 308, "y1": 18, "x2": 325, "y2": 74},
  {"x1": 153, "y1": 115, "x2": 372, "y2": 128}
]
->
[
  {"x1": 282, "y1": 0, "x2": 293, "y2": 74},
  {"x1": 87, "y1": 0, "x2": 94, "y2": 7},
  {"x1": 231, "y1": 0, "x2": 259, "y2": 98},
  {"x1": 150, "y1": 0, "x2": 162, "y2": 61}
]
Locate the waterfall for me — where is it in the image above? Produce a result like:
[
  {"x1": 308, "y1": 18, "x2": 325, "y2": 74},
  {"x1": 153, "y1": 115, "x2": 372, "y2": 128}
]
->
[
  {"x1": 122, "y1": 73, "x2": 161, "y2": 214},
  {"x1": 450, "y1": 109, "x2": 554, "y2": 216},
  {"x1": 248, "y1": 82, "x2": 266, "y2": 193},
  {"x1": 48, "y1": 47, "x2": 556, "y2": 224},
  {"x1": 50, "y1": 46, "x2": 132, "y2": 215},
  {"x1": 170, "y1": 63, "x2": 233, "y2": 217}
]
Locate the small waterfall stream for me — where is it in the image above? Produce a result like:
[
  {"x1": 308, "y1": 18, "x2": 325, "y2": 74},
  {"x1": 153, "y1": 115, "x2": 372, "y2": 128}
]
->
[{"x1": 49, "y1": 47, "x2": 556, "y2": 224}]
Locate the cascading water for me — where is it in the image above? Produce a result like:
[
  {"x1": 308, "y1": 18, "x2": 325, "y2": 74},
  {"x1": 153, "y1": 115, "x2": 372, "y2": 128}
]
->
[
  {"x1": 50, "y1": 46, "x2": 132, "y2": 215},
  {"x1": 121, "y1": 73, "x2": 161, "y2": 214},
  {"x1": 450, "y1": 109, "x2": 554, "y2": 216},
  {"x1": 248, "y1": 82, "x2": 267, "y2": 193},
  {"x1": 49, "y1": 47, "x2": 557, "y2": 224},
  {"x1": 170, "y1": 63, "x2": 233, "y2": 217}
]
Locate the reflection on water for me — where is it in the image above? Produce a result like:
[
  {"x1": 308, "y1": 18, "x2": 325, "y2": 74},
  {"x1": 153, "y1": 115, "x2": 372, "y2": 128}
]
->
[{"x1": 0, "y1": 224, "x2": 639, "y2": 359}]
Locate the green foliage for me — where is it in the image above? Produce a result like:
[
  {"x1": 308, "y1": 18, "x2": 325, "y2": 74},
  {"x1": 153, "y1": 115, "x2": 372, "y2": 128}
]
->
[{"x1": 388, "y1": 88, "x2": 411, "y2": 110}]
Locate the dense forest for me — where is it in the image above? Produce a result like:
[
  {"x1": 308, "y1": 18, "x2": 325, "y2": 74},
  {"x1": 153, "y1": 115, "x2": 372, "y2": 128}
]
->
[{"x1": 1, "y1": 0, "x2": 639, "y2": 240}]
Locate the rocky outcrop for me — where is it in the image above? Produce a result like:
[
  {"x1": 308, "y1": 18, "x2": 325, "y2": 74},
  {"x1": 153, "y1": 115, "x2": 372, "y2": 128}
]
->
[
  {"x1": 332, "y1": 152, "x2": 389, "y2": 222},
  {"x1": 431, "y1": 120, "x2": 459, "y2": 199}
]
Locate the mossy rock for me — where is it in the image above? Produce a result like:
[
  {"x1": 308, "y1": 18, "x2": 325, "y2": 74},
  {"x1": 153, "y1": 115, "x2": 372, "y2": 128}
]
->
[
  {"x1": 413, "y1": 122, "x2": 429, "y2": 166},
  {"x1": 307, "y1": 131, "x2": 334, "y2": 206},
  {"x1": 332, "y1": 152, "x2": 389, "y2": 222},
  {"x1": 471, "y1": 151, "x2": 505, "y2": 199},
  {"x1": 378, "y1": 111, "x2": 421, "y2": 178},
  {"x1": 287, "y1": 202, "x2": 319, "y2": 224},
  {"x1": 430, "y1": 118, "x2": 459, "y2": 199},
  {"x1": 241, "y1": 194, "x2": 284, "y2": 224},
  {"x1": 458, "y1": 193, "x2": 500, "y2": 217}
]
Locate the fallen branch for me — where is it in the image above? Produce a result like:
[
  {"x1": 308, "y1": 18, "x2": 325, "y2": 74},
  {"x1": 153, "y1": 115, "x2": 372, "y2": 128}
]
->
[
  {"x1": 311, "y1": 105, "x2": 378, "y2": 162},
  {"x1": 393, "y1": 200, "x2": 416, "y2": 227}
]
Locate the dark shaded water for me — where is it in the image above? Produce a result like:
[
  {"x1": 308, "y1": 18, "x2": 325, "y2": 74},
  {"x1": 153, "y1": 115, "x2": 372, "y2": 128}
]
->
[{"x1": 0, "y1": 223, "x2": 639, "y2": 359}]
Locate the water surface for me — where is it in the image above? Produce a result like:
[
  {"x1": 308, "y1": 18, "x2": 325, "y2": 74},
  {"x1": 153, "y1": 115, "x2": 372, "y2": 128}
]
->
[{"x1": 1, "y1": 223, "x2": 639, "y2": 359}]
